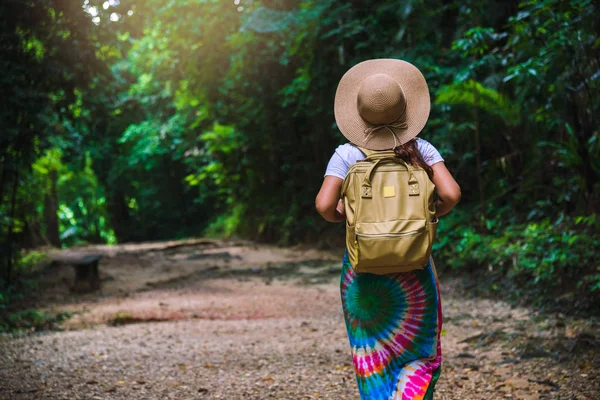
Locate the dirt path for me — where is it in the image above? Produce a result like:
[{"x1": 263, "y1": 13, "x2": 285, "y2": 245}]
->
[{"x1": 0, "y1": 240, "x2": 598, "y2": 399}]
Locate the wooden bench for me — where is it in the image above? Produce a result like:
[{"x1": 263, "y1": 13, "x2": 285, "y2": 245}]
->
[{"x1": 50, "y1": 253, "x2": 104, "y2": 293}]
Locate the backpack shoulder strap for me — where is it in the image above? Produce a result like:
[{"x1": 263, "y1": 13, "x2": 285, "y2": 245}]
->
[
  {"x1": 355, "y1": 145, "x2": 375, "y2": 157},
  {"x1": 355, "y1": 145, "x2": 396, "y2": 160}
]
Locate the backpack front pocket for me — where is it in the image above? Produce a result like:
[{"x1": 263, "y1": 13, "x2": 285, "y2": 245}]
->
[{"x1": 354, "y1": 219, "x2": 430, "y2": 271}]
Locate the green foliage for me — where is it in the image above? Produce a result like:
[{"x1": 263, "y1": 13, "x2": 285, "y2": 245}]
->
[
  {"x1": 0, "y1": 251, "x2": 47, "y2": 320},
  {"x1": 435, "y1": 210, "x2": 600, "y2": 310},
  {"x1": 15, "y1": 251, "x2": 48, "y2": 276},
  {"x1": 23, "y1": 149, "x2": 116, "y2": 247},
  {"x1": 0, "y1": 309, "x2": 72, "y2": 333},
  {"x1": 108, "y1": 311, "x2": 135, "y2": 327},
  {"x1": 204, "y1": 204, "x2": 247, "y2": 238},
  {"x1": 453, "y1": 27, "x2": 506, "y2": 57},
  {"x1": 0, "y1": 250, "x2": 72, "y2": 333},
  {"x1": 57, "y1": 153, "x2": 117, "y2": 246},
  {"x1": 504, "y1": 217, "x2": 598, "y2": 284},
  {"x1": 436, "y1": 80, "x2": 521, "y2": 126}
]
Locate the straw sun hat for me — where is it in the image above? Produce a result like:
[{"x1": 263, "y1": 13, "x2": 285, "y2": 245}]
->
[{"x1": 334, "y1": 59, "x2": 430, "y2": 151}]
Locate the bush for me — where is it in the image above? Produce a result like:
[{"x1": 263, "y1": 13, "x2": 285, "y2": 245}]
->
[
  {"x1": 15, "y1": 250, "x2": 48, "y2": 275},
  {"x1": 0, "y1": 309, "x2": 72, "y2": 333},
  {"x1": 435, "y1": 209, "x2": 600, "y2": 311},
  {"x1": 0, "y1": 250, "x2": 48, "y2": 310}
]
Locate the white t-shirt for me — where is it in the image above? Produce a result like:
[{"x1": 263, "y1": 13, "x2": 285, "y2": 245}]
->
[{"x1": 324, "y1": 138, "x2": 444, "y2": 180}]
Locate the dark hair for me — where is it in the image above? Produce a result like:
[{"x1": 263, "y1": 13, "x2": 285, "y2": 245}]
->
[{"x1": 393, "y1": 139, "x2": 433, "y2": 180}]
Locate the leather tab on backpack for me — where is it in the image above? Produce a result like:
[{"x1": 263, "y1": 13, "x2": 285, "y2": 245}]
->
[
  {"x1": 361, "y1": 185, "x2": 372, "y2": 198},
  {"x1": 409, "y1": 183, "x2": 420, "y2": 196}
]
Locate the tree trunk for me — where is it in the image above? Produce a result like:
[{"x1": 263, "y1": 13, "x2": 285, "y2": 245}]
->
[
  {"x1": 0, "y1": 153, "x2": 10, "y2": 212},
  {"x1": 44, "y1": 169, "x2": 61, "y2": 247},
  {"x1": 108, "y1": 189, "x2": 130, "y2": 243},
  {"x1": 472, "y1": 4, "x2": 486, "y2": 222},
  {"x1": 568, "y1": 93, "x2": 599, "y2": 214},
  {"x1": 5, "y1": 155, "x2": 20, "y2": 286},
  {"x1": 472, "y1": 81, "x2": 486, "y2": 220}
]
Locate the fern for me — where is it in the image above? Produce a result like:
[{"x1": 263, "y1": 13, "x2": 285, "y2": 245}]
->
[{"x1": 436, "y1": 80, "x2": 521, "y2": 127}]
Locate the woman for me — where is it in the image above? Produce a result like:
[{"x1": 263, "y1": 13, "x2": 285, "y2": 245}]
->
[{"x1": 316, "y1": 59, "x2": 461, "y2": 400}]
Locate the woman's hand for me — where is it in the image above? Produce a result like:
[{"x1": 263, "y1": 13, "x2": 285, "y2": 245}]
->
[{"x1": 335, "y1": 199, "x2": 346, "y2": 219}]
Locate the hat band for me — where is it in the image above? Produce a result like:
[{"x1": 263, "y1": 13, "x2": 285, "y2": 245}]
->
[
  {"x1": 361, "y1": 83, "x2": 408, "y2": 148},
  {"x1": 362, "y1": 118, "x2": 408, "y2": 148}
]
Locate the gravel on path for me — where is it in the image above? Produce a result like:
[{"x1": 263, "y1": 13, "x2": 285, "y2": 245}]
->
[{"x1": 1, "y1": 241, "x2": 598, "y2": 400}]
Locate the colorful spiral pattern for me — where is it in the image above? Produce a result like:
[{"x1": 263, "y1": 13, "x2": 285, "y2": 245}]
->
[{"x1": 340, "y1": 251, "x2": 443, "y2": 400}]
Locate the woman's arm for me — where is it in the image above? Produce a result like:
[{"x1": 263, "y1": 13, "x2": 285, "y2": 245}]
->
[
  {"x1": 431, "y1": 162, "x2": 461, "y2": 217},
  {"x1": 317, "y1": 162, "x2": 460, "y2": 221},
  {"x1": 315, "y1": 176, "x2": 346, "y2": 222}
]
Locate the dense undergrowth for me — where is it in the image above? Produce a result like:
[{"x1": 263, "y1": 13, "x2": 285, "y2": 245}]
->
[
  {"x1": 0, "y1": 250, "x2": 62, "y2": 334},
  {"x1": 435, "y1": 210, "x2": 600, "y2": 315}
]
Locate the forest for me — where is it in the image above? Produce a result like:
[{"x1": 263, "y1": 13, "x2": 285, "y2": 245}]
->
[{"x1": 1, "y1": 0, "x2": 599, "y2": 315}]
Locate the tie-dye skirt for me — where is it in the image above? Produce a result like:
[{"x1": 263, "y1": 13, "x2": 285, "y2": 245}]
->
[{"x1": 340, "y1": 251, "x2": 443, "y2": 400}]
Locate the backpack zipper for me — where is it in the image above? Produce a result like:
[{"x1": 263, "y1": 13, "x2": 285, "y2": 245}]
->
[
  {"x1": 354, "y1": 227, "x2": 425, "y2": 257},
  {"x1": 355, "y1": 227, "x2": 425, "y2": 239}
]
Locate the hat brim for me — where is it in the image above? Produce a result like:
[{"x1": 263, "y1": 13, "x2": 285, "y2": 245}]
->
[{"x1": 334, "y1": 59, "x2": 430, "y2": 150}]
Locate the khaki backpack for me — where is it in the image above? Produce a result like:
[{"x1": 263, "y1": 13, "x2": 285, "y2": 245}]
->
[{"x1": 341, "y1": 146, "x2": 438, "y2": 274}]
